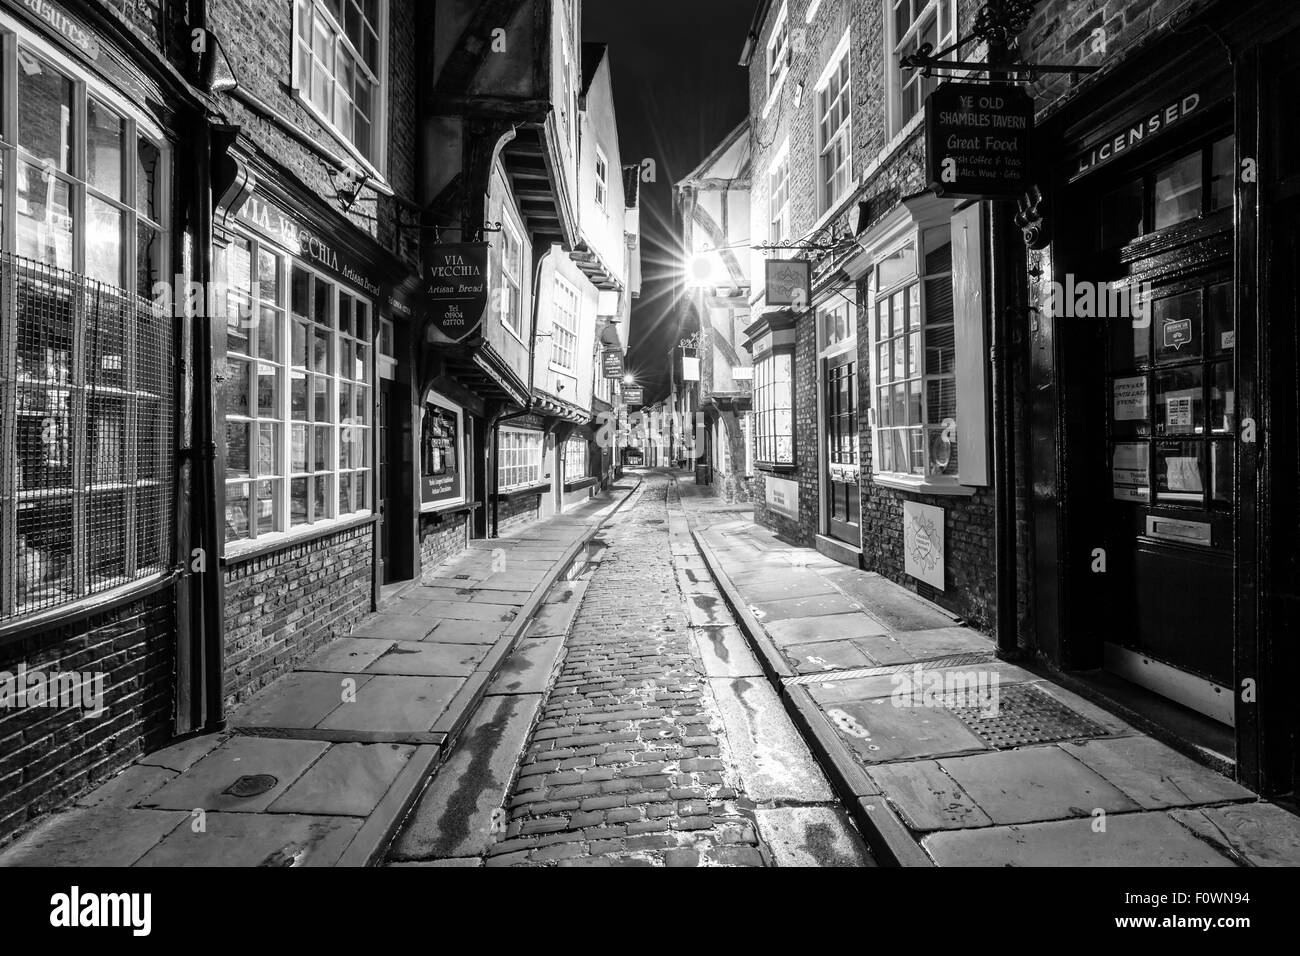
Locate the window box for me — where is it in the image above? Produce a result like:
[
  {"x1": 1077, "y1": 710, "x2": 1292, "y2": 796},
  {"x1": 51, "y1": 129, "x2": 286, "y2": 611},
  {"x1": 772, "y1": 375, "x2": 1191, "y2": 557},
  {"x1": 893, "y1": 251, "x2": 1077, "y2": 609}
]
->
[
  {"x1": 564, "y1": 476, "x2": 600, "y2": 494},
  {"x1": 494, "y1": 480, "x2": 551, "y2": 501}
]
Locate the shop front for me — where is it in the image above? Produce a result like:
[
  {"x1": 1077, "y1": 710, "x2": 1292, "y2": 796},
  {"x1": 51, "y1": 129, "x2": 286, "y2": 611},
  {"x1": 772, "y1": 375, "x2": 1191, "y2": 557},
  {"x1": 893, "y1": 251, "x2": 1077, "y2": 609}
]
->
[{"x1": 1026, "y1": 0, "x2": 1300, "y2": 794}]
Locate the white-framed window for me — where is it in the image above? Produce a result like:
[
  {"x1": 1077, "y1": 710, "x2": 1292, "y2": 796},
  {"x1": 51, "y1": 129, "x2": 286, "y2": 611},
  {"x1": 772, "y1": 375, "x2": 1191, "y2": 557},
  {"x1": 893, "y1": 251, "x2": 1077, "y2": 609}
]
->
[
  {"x1": 0, "y1": 20, "x2": 173, "y2": 622},
  {"x1": 292, "y1": 0, "x2": 387, "y2": 173},
  {"x1": 499, "y1": 215, "x2": 523, "y2": 337},
  {"x1": 563, "y1": 438, "x2": 589, "y2": 481},
  {"x1": 816, "y1": 36, "x2": 852, "y2": 213},
  {"x1": 550, "y1": 276, "x2": 579, "y2": 371},
  {"x1": 769, "y1": 143, "x2": 790, "y2": 245},
  {"x1": 223, "y1": 235, "x2": 373, "y2": 548},
  {"x1": 869, "y1": 230, "x2": 958, "y2": 482},
  {"x1": 766, "y1": 1, "x2": 790, "y2": 94},
  {"x1": 889, "y1": 0, "x2": 956, "y2": 136},
  {"x1": 499, "y1": 427, "x2": 544, "y2": 491},
  {"x1": 753, "y1": 349, "x2": 794, "y2": 467},
  {"x1": 594, "y1": 146, "x2": 609, "y2": 211}
]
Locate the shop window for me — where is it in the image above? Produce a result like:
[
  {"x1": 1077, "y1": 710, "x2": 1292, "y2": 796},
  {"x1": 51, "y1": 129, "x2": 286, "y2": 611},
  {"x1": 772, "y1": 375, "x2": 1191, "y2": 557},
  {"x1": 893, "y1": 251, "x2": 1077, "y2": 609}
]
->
[
  {"x1": 224, "y1": 237, "x2": 372, "y2": 547},
  {"x1": 0, "y1": 33, "x2": 172, "y2": 622},
  {"x1": 816, "y1": 37, "x2": 852, "y2": 213},
  {"x1": 1098, "y1": 134, "x2": 1235, "y2": 248},
  {"x1": 888, "y1": 0, "x2": 956, "y2": 136},
  {"x1": 550, "y1": 276, "x2": 579, "y2": 371},
  {"x1": 753, "y1": 349, "x2": 794, "y2": 467},
  {"x1": 292, "y1": 0, "x2": 387, "y2": 172},
  {"x1": 564, "y1": 438, "x2": 589, "y2": 481},
  {"x1": 869, "y1": 237, "x2": 960, "y2": 481},
  {"x1": 499, "y1": 427, "x2": 544, "y2": 491},
  {"x1": 1107, "y1": 278, "x2": 1233, "y2": 509}
]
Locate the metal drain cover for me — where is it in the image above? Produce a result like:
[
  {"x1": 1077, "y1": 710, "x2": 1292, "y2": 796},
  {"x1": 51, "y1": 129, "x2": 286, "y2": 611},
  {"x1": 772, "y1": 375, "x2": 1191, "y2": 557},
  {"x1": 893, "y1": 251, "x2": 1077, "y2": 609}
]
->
[
  {"x1": 223, "y1": 774, "x2": 278, "y2": 798},
  {"x1": 947, "y1": 683, "x2": 1107, "y2": 748}
]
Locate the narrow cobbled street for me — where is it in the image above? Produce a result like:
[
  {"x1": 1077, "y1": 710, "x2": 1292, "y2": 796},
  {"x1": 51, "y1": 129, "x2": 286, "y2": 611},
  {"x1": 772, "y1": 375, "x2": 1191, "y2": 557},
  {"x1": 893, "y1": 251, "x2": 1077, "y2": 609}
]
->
[{"x1": 387, "y1": 471, "x2": 871, "y2": 867}]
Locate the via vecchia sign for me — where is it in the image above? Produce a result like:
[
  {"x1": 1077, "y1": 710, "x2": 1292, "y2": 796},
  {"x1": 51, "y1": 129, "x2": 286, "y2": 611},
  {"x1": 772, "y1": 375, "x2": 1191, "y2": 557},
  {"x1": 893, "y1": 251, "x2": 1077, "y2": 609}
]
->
[
  {"x1": 925, "y1": 82, "x2": 1033, "y2": 200},
  {"x1": 425, "y1": 243, "x2": 489, "y2": 343}
]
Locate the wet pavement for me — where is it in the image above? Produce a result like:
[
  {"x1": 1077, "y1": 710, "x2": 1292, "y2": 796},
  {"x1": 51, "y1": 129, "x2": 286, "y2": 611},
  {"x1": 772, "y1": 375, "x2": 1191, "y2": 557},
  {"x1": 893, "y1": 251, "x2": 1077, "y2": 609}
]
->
[
  {"x1": 385, "y1": 470, "x2": 873, "y2": 867},
  {"x1": 689, "y1": 506, "x2": 1300, "y2": 867}
]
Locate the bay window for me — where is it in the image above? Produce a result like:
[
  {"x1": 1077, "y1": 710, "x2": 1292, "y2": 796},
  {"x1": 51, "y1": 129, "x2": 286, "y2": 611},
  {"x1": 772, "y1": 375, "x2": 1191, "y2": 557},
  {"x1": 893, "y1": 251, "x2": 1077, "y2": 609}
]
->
[
  {"x1": 0, "y1": 26, "x2": 172, "y2": 621},
  {"x1": 563, "y1": 438, "x2": 589, "y2": 481},
  {"x1": 869, "y1": 231, "x2": 960, "y2": 482},
  {"x1": 753, "y1": 349, "x2": 795, "y2": 467},
  {"x1": 499, "y1": 427, "x2": 544, "y2": 491},
  {"x1": 224, "y1": 237, "x2": 372, "y2": 547},
  {"x1": 293, "y1": 0, "x2": 387, "y2": 172}
]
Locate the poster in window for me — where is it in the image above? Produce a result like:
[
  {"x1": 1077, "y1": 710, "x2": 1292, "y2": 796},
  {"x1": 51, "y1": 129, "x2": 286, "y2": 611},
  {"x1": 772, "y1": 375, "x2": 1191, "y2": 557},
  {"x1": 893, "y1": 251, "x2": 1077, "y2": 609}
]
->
[
  {"x1": 421, "y1": 397, "x2": 463, "y2": 505},
  {"x1": 1112, "y1": 442, "x2": 1149, "y2": 501},
  {"x1": 1113, "y1": 376, "x2": 1148, "y2": 421}
]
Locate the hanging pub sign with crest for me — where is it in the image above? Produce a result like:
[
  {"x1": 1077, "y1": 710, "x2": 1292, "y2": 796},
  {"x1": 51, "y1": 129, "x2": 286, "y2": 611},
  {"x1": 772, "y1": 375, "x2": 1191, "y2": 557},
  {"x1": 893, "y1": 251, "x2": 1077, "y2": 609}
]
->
[
  {"x1": 425, "y1": 243, "x2": 489, "y2": 343},
  {"x1": 924, "y1": 82, "x2": 1034, "y2": 200}
]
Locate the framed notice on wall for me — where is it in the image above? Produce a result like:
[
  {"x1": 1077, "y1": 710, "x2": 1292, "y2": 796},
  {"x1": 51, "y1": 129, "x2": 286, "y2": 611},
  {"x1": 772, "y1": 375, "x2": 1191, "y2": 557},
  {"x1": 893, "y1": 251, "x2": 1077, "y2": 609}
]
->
[{"x1": 421, "y1": 393, "x2": 465, "y2": 507}]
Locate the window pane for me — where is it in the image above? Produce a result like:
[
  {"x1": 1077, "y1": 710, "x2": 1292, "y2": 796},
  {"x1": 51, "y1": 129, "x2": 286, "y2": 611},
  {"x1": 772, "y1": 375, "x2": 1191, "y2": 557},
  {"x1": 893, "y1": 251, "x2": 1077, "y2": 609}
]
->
[
  {"x1": 1153, "y1": 152, "x2": 1202, "y2": 230},
  {"x1": 925, "y1": 324, "x2": 955, "y2": 375},
  {"x1": 87, "y1": 99, "x2": 124, "y2": 200},
  {"x1": 86, "y1": 197, "x2": 124, "y2": 286},
  {"x1": 226, "y1": 483, "x2": 251, "y2": 541},
  {"x1": 1101, "y1": 179, "x2": 1144, "y2": 247},
  {"x1": 1156, "y1": 441, "x2": 1204, "y2": 504},
  {"x1": 137, "y1": 136, "x2": 162, "y2": 219},
  {"x1": 291, "y1": 477, "x2": 310, "y2": 525},
  {"x1": 314, "y1": 425, "x2": 332, "y2": 471},
  {"x1": 1209, "y1": 361, "x2": 1234, "y2": 434},
  {"x1": 227, "y1": 421, "x2": 251, "y2": 478},
  {"x1": 257, "y1": 306, "x2": 281, "y2": 361},
  {"x1": 1153, "y1": 290, "x2": 1201, "y2": 362},
  {"x1": 17, "y1": 51, "x2": 74, "y2": 171},
  {"x1": 137, "y1": 223, "x2": 163, "y2": 299},
  {"x1": 1209, "y1": 136, "x2": 1234, "y2": 212},
  {"x1": 1155, "y1": 366, "x2": 1203, "y2": 436},
  {"x1": 255, "y1": 480, "x2": 278, "y2": 535},
  {"x1": 1207, "y1": 281, "x2": 1233, "y2": 353},
  {"x1": 291, "y1": 371, "x2": 309, "y2": 419},
  {"x1": 225, "y1": 358, "x2": 251, "y2": 417},
  {"x1": 256, "y1": 363, "x2": 278, "y2": 418},
  {"x1": 16, "y1": 163, "x2": 73, "y2": 269},
  {"x1": 257, "y1": 422, "x2": 279, "y2": 476}
]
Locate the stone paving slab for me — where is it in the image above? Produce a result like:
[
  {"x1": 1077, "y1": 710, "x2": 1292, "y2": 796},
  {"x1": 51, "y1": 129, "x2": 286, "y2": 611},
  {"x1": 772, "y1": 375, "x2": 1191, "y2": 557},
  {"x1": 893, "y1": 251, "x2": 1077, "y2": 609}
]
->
[
  {"x1": 135, "y1": 812, "x2": 363, "y2": 867},
  {"x1": 867, "y1": 760, "x2": 993, "y2": 831},
  {"x1": 1170, "y1": 802, "x2": 1300, "y2": 866},
  {"x1": 317, "y1": 675, "x2": 464, "y2": 734},
  {"x1": 364, "y1": 641, "x2": 487, "y2": 676},
  {"x1": 938, "y1": 747, "x2": 1140, "y2": 825},
  {"x1": 0, "y1": 807, "x2": 189, "y2": 867},
  {"x1": 304, "y1": 637, "x2": 394, "y2": 672},
  {"x1": 1061, "y1": 736, "x2": 1254, "y2": 809},
  {"x1": 142, "y1": 737, "x2": 330, "y2": 813},
  {"x1": 923, "y1": 811, "x2": 1238, "y2": 866},
  {"x1": 765, "y1": 612, "x2": 889, "y2": 646},
  {"x1": 787, "y1": 639, "x2": 877, "y2": 673},
  {"x1": 229, "y1": 671, "x2": 362, "y2": 729},
  {"x1": 486, "y1": 636, "x2": 565, "y2": 695},
  {"x1": 754, "y1": 806, "x2": 875, "y2": 867},
  {"x1": 350, "y1": 611, "x2": 440, "y2": 641},
  {"x1": 692, "y1": 626, "x2": 764, "y2": 679},
  {"x1": 75, "y1": 765, "x2": 178, "y2": 809},
  {"x1": 425, "y1": 619, "x2": 509, "y2": 644},
  {"x1": 388, "y1": 694, "x2": 542, "y2": 861},
  {"x1": 823, "y1": 697, "x2": 989, "y2": 763},
  {"x1": 269, "y1": 743, "x2": 415, "y2": 817},
  {"x1": 751, "y1": 592, "x2": 865, "y2": 622}
]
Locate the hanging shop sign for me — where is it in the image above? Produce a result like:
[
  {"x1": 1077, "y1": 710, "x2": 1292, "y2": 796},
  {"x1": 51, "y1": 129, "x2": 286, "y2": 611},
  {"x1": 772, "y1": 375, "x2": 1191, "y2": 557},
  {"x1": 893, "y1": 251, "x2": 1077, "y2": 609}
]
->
[
  {"x1": 924, "y1": 82, "x2": 1033, "y2": 200},
  {"x1": 425, "y1": 243, "x2": 490, "y2": 344},
  {"x1": 681, "y1": 356, "x2": 700, "y2": 382},
  {"x1": 236, "y1": 193, "x2": 384, "y2": 298},
  {"x1": 765, "y1": 259, "x2": 812, "y2": 308},
  {"x1": 18, "y1": 0, "x2": 99, "y2": 60},
  {"x1": 903, "y1": 500, "x2": 945, "y2": 591},
  {"x1": 602, "y1": 348, "x2": 624, "y2": 379},
  {"x1": 421, "y1": 395, "x2": 464, "y2": 506},
  {"x1": 624, "y1": 386, "x2": 644, "y2": 407}
]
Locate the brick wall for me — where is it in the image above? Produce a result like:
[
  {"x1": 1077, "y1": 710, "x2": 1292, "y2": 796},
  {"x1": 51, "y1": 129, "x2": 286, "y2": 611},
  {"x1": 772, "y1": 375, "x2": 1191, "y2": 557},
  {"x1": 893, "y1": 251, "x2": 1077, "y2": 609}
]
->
[
  {"x1": 0, "y1": 588, "x2": 175, "y2": 841},
  {"x1": 497, "y1": 493, "x2": 542, "y2": 536},
  {"x1": 223, "y1": 523, "x2": 374, "y2": 709},
  {"x1": 419, "y1": 511, "x2": 470, "y2": 582},
  {"x1": 208, "y1": 0, "x2": 420, "y2": 269}
]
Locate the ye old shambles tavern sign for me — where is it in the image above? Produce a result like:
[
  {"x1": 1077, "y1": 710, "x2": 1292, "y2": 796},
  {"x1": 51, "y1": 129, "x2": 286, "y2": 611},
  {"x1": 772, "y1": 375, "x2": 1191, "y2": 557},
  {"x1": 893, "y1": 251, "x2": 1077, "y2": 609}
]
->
[
  {"x1": 426, "y1": 244, "x2": 489, "y2": 343},
  {"x1": 925, "y1": 82, "x2": 1033, "y2": 199}
]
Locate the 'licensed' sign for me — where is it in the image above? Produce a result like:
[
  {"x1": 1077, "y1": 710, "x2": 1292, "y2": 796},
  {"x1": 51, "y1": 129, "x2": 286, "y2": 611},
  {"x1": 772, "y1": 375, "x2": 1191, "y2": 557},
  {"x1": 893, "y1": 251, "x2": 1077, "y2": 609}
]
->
[
  {"x1": 925, "y1": 82, "x2": 1033, "y2": 200},
  {"x1": 425, "y1": 243, "x2": 489, "y2": 343}
]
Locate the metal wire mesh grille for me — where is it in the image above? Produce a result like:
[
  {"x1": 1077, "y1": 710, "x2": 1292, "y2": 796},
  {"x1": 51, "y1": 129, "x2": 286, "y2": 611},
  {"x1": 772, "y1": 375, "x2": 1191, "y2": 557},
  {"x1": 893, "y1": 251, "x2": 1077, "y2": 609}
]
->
[{"x1": 1, "y1": 252, "x2": 174, "y2": 622}]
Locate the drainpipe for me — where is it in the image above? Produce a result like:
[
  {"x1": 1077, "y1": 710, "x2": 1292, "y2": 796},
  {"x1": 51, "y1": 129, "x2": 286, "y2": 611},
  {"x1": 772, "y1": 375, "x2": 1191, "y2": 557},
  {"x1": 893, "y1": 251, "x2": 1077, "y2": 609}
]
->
[
  {"x1": 988, "y1": 16, "x2": 1019, "y2": 659},
  {"x1": 191, "y1": 0, "x2": 226, "y2": 728}
]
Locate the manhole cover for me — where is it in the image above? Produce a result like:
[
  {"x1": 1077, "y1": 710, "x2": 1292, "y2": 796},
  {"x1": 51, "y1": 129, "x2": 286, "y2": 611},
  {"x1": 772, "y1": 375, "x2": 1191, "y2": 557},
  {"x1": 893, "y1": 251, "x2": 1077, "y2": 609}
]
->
[
  {"x1": 223, "y1": 773, "x2": 279, "y2": 798},
  {"x1": 642, "y1": 519, "x2": 664, "y2": 525},
  {"x1": 946, "y1": 683, "x2": 1108, "y2": 748}
]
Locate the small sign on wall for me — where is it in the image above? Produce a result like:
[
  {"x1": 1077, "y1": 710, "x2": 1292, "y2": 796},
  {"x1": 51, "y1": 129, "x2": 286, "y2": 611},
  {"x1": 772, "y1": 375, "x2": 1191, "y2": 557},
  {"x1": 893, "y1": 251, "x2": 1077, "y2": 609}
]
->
[
  {"x1": 903, "y1": 500, "x2": 945, "y2": 591},
  {"x1": 764, "y1": 475, "x2": 799, "y2": 521}
]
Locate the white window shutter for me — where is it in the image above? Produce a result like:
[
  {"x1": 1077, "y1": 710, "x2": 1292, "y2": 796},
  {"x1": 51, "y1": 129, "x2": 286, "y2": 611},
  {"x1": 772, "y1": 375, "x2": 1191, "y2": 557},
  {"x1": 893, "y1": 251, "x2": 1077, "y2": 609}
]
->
[{"x1": 952, "y1": 203, "x2": 990, "y2": 487}]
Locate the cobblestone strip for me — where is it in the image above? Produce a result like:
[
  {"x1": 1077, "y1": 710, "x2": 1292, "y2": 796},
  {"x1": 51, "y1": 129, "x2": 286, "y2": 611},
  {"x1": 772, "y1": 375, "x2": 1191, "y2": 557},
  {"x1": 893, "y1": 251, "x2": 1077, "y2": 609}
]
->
[{"x1": 487, "y1": 474, "x2": 766, "y2": 867}]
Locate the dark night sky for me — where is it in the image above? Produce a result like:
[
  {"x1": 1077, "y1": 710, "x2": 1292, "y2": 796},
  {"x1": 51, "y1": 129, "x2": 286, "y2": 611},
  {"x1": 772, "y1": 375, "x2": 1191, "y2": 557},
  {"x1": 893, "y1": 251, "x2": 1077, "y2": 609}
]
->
[{"x1": 583, "y1": 0, "x2": 754, "y2": 404}]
